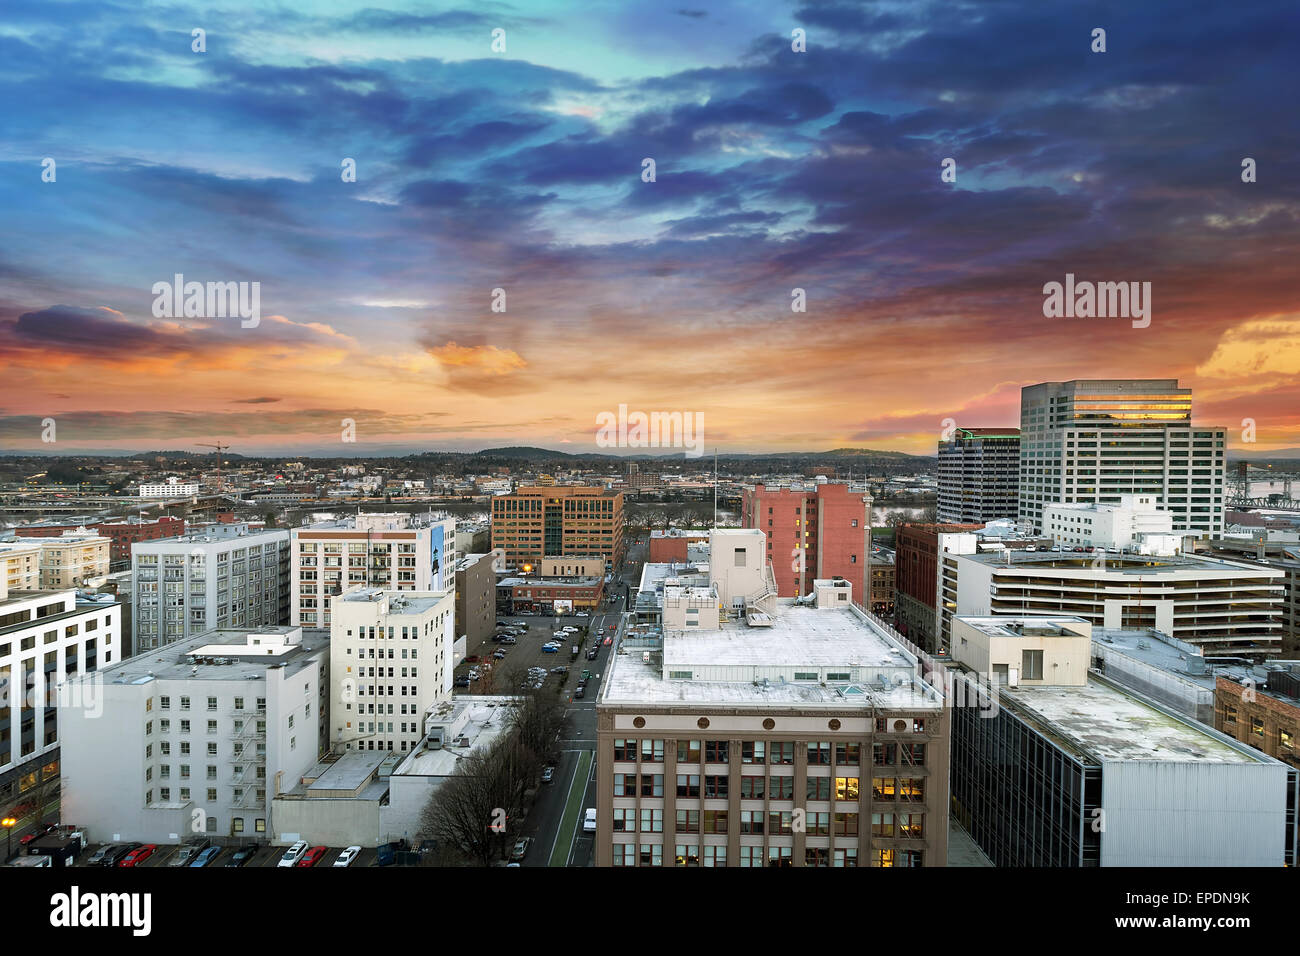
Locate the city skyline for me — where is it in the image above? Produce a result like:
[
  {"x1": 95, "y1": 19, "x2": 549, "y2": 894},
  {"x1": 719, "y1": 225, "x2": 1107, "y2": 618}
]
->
[{"x1": 2, "y1": 0, "x2": 1298, "y2": 457}]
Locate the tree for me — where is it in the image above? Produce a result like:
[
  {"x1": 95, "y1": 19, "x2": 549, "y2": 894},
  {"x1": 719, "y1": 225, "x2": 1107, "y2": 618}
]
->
[{"x1": 416, "y1": 742, "x2": 521, "y2": 867}]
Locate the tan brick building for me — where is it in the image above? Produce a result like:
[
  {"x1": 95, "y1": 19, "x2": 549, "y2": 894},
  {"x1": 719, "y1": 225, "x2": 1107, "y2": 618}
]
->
[
  {"x1": 1215, "y1": 673, "x2": 1300, "y2": 771},
  {"x1": 595, "y1": 583, "x2": 948, "y2": 867},
  {"x1": 490, "y1": 487, "x2": 624, "y2": 570}
]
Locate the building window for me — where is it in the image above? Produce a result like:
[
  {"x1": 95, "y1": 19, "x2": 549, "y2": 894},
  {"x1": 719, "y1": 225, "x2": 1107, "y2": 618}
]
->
[
  {"x1": 612, "y1": 843, "x2": 636, "y2": 866},
  {"x1": 739, "y1": 810, "x2": 764, "y2": 834},
  {"x1": 702, "y1": 846, "x2": 726, "y2": 868},
  {"x1": 640, "y1": 739, "x2": 664, "y2": 763},
  {"x1": 614, "y1": 739, "x2": 637, "y2": 761},
  {"x1": 836, "y1": 776, "x2": 860, "y2": 800},
  {"x1": 1251, "y1": 718, "x2": 1265, "y2": 738},
  {"x1": 639, "y1": 844, "x2": 662, "y2": 867},
  {"x1": 835, "y1": 812, "x2": 859, "y2": 835},
  {"x1": 872, "y1": 777, "x2": 896, "y2": 800},
  {"x1": 768, "y1": 811, "x2": 793, "y2": 834},
  {"x1": 704, "y1": 775, "x2": 728, "y2": 798},
  {"x1": 769, "y1": 776, "x2": 794, "y2": 799},
  {"x1": 807, "y1": 741, "x2": 831, "y2": 765},
  {"x1": 741, "y1": 741, "x2": 765, "y2": 764},
  {"x1": 769, "y1": 742, "x2": 795, "y2": 765},
  {"x1": 676, "y1": 739, "x2": 701, "y2": 762},
  {"x1": 807, "y1": 777, "x2": 832, "y2": 801},
  {"x1": 836, "y1": 742, "x2": 860, "y2": 765},
  {"x1": 641, "y1": 774, "x2": 664, "y2": 797},
  {"x1": 872, "y1": 813, "x2": 894, "y2": 838},
  {"x1": 675, "y1": 810, "x2": 700, "y2": 833},
  {"x1": 740, "y1": 776, "x2": 765, "y2": 799},
  {"x1": 676, "y1": 774, "x2": 700, "y2": 798},
  {"x1": 638, "y1": 808, "x2": 663, "y2": 833},
  {"x1": 1223, "y1": 704, "x2": 1237, "y2": 724},
  {"x1": 1022, "y1": 650, "x2": 1044, "y2": 681},
  {"x1": 704, "y1": 740, "x2": 728, "y2": 762}
]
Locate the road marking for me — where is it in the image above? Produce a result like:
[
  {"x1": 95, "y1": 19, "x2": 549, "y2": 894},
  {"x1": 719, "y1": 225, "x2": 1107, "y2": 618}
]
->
[{"x1": 548, "y1": 749, "x2": 592, "y2": 867}]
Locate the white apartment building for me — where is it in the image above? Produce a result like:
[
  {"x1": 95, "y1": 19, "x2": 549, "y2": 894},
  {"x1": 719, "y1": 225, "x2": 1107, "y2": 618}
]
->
[
  {"x1": 132, "y1": 525, "x2": 291, "y2": 651},
  {"x1": 34, "y1": 529, "x2": 110, "y2": 589},
  {"x1": 0, "y1": 577, "x2": 120, "y2": 806},
  {"x1": 330, "y1": 586, "x2": 455, "y2": 756},
  {"x1": 946, "y1": 550, "x2": 1284, "y2": 658},
  {"x1": 1043, "y1": 494, "x2": 1180, "y2": 554},
  {"x1": 139, "y1": 476, "x2": 201, "y2": 498},
  {"x1": 58, "y1": 626, "x2": 328, "y2": 844},
  {"x1": 1018, "y1": 380, "x2": 1225, "y2": 536},
  {"x1": 291, "y1": 512, "x2": 454, "y2": 629}
]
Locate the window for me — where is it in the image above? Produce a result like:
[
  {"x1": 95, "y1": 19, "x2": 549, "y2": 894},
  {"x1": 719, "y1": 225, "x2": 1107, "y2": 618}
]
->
[
  {"x1": 611, "y1": 808, "x2": 635, "y2": 832},
  {"x1": 741, "y1": 741, "x2": 765, "y2": 764},
  {"x1": 675, "y1": 810, "x2": 700, "y2": 833},
  {"x1": 614, "y1": 773, "x2": 636, "y2": 797},
  {"x1": 766, "y1": 847, "x2": 792, "y2": 868},
  {"x1": 639, "y1": 844, "x2": 663, "y2": 867},
  {"x1": 676, "y1": 774, "x2": 700, "y2": 798},
  {"x1": 809, "y1": 812, "x2": 830, "y2": 835},
  {"x1": 641, "y1": 773, "x2": 663, "y2": 797},
  {"x1": 740, "y1": 776, "x2": 765, "y2": 800},
  {"x1": 704, "y1": 810, "x2": 728, "y2": 834},
  {"x1": 767, "y1": 811, "x2": 793, "y2": 834},
  {"x1": 704, "y1": 740, "x2": 728, "y2": 762},
  {"x1": 160, "y1": 696, "x2": 170, "y2": 710},
  {"x1": 872, "y1": 812, "x2": 894, "y2": 837},
  {"x1": 833, "y1": 847, "x2": 858, "y2": 867},
  {"x1": 739, "y1": 810, "x2": 764, "y2": 834},
  {"x1": 899, "y1": 778, "x2": 925, "y2": 802},
  {"x1": 806, "y1": 777, "x2": 831, "y2": 801},
  {"x1": 835, "y1": 812, "x2": 859, "y2": 835},
  {"x1": 899, "y1": 813, "x2": 924, "y2": 838},
  {"x1": 805, "y1": 847, "x2": 830, "y2": 867},
  {"x1": 704, "y1": 775, "x2": 728, "y2": 798},
  {"x1": 769, "y1": 775, "x2": 794, "y2": 799},
  {"x1": 614, "y1": 739, "x2": 637, "y2": 761},
  {"x1": 1252, "y1": 718, "x2": 1265, "y2": 738},
  {"x1": 612, "y1": 843, "x2": 636, "y2": 866},
  {"x1": 640, "y1": 739, "x2": 663, "y2": 763},
  {"x1": 769, "y1": 742, "x2": 795, "y2": 765},
  {"x1": 677, "y1": 739, "x2": 701, "y2": 762},
  {"x1": 639, "y1": 808, "x2": 663, "y2": 833},
  {"x1": 206, "y1": 696, "x2": 218, "y2": 711},
  {"x1": 873, "y1": 777, "x2": 896, "y2": 800},
  {"x1": 1022, "y1": 649, "x2": 1044, "y2": 681},
  {"x1": 907, "y1": 743, "x2": 926, "y2": 766},
  {"x1": 835, "y1": 776, "x2": 860, "y2": 800},
  {"x1": 702, "y1": 846, "x2": 726, "y2": 868},
  {"x1": 807, "y1": 741, "x2": 831, "y2": 765},
  {"x1": 1223, "y1": 704, "x2": 1238, "y2": 724},
  {"x1": 180, "y1": 696, "x2": 190, "y2": 711},
  {"x1": 1281, "y1": 728, "x2": 1294, "y2": 751},
  {"x1": 674, "y1": 845, "x2": 699, "y2": 867},
  {"x1": 835, "y1": 742, "x2": 860, "y2": 765}
]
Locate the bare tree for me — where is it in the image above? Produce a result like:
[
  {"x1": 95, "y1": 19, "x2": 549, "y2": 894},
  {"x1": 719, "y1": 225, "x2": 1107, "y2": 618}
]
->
[{"x1": 417, "y1": 739, "x2": 525, "y2": 867}]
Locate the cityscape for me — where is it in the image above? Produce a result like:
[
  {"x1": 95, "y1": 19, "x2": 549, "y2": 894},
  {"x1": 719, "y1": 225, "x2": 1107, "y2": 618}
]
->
[{"x1": 0, "y1": 0, "x2": 1295, "y2": 934}]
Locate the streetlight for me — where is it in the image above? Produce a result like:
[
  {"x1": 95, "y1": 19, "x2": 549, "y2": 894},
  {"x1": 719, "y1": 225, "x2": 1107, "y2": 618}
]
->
[{"x1": 2, "y1": 817, "x2": 15, "y2": 862}]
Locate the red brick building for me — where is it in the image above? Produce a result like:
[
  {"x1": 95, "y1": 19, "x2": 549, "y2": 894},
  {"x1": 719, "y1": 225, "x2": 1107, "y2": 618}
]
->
[
  {"x1": 15, "y1": 515, "x2": 185, "y2": 565},
  {"x1": 893, "y1": 523, "x2": 984, "y2": 650},
  {"x1": 740, "y1": 483, "x2": 872, "y2": 600},
  {"x1": 648, "y1": 529, "x2": 711, "y2": 563}
]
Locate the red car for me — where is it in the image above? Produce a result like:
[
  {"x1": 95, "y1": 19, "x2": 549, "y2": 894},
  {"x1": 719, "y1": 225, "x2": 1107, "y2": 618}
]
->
[
  {"x1": 603, "y1": 637, "x2": 612, "y2": 646},
  {"x1": 118, "y1": 844, "x2": 158, "y2": 867},
  {"x1": 296, "y1": 845, "x2": 328, "y2": 867},
  {"x1": 19, "y1": 823, "x2": 57, "y2": 845},
  {"x1": 465, "y1": 655, "x2": 480, "y2": 663}
]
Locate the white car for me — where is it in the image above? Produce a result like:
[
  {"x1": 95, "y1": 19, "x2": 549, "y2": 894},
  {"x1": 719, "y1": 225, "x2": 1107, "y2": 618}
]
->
[
  {"x1": 583, "y1": 808, "x2": 597, "y2": 832},
  {"x1": 333, "y1": 845, "x2": 362, "y2": 867},
  {"x1": 277, "y1": 841, "x2": 309, "y2": 867},
  {"x1": 576, "y1": 611, "x2": 589, "y2": 617},
  {"x1": 562, "y1": 626, "x2": 579, "y2": 634}
]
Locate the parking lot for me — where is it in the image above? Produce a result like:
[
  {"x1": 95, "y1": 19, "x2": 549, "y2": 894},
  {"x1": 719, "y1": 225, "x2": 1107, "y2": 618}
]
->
[
  {"x1": 455, "y1": 611, "x2": 613, "y2": 700},
  {"x1": 70, "y1": 841, "x2": 382, "y2": 868}
]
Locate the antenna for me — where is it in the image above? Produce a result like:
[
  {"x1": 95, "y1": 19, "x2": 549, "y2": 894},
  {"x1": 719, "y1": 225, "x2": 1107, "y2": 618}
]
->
[{"x1": 713, "y1": 448, "x2": 718, "y2": 527}]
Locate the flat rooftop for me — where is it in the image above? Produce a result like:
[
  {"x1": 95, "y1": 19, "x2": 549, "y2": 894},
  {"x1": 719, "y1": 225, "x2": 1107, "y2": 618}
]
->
[
  {"x1": 964, "y1": 550, "x2": 1275, "y2": 575},
  {"x1": 603, "y1": 604, "x2": 942, "y2": 710},
  {"x1": 338, "y1": 588, "x2": 446, "y2": 613},
  {"x1": 1003, "y1": 677, "x2": 1264, "y2": 764},
  {"x1": 960, "y1": 616, "x2": 1090, "y2": 639},
  {"x1": 393, "y1": 697, "x2": 522, "y2": 778},
  {"x1": 99, "y1": 626, "x2": 329, "y2": 683}
]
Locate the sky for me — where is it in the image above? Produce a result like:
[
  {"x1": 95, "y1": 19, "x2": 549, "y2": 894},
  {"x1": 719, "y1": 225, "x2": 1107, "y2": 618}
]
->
[{"x1": 1, "y1": 0, "x2": 1298, "y2": 457}]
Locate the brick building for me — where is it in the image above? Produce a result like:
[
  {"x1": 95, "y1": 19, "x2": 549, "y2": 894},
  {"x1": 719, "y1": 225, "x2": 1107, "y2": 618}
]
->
[
  {"x1": 740, "y1": 483, "x2": 872, "y2": 600},
  {"x1": 893, "y1": 523, "x2": 983, "y2": 652},
  {"x1": 490, "y1": 487, "x2": 624, "y2": 570}
]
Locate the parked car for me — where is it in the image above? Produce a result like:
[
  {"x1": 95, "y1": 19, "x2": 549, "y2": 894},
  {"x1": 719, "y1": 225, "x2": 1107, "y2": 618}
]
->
[
  {"x1": 550, "y1": 666, "x2": 569, "y2": 674},
  {"x1": 510, "y1": 837, "x2": 532, "y2": 861},
  {"x1": 297, "y1": 845, "x2": 328, "y2": 868},
  {"x1": 501, "y1": 637, "x2": 517, "y2": 644},
  {"x1": 454, "y1": 677, "x2": 470, "y2": 687},
  {"x1": 334, "y1": 845, "x2": 362, "y2": 868},
  {"x1": 576, "y1": 611, "x2": 589, "y2": 617},
  {"x1": 583, "y1": 808, "x2": 597, "y2": 832},
  {"x1": 541, "y1": 766, "x2": 555, "y2": 783},
  {"x1": 117, "y1": 844, "x2": 158, "y2": 868},
  {"x1": 493, "y1": 649, "x2": 507, "y2": 659},
  {"x1": 225, "y1": 846, "x2": 258, "y2": 867},
  {"x1": 586, "y1": 649, "x2": 598, "y2": 660},
  {"x1": 541, "y1": 645, "x2": 558, "y2": 653},
  {"x1": 277, "y1": 841, "x2": 309, "y2": 867},
  {"x1": 190, "y1": 845, "x2": 222, "y2": 867},
  {"x1": 20, "y1": 822, "x2": 57, "y2": 846},
  {"x1": 169, "y1": 837, "x2": 211, "y2": 867},
  {"x1": 87, "y1": 844, "x2": 122, "y2": 866},
  {"x1": 562, "y1": 626, "x2": 579, "y2": 634},
  {"x1": 574, "y1": 684, "x2": 585, "y2": 699},
  {"x1": 465, "y1": 655, "x2": 480, "y2": 663},
  {"x1": 104, "y1": 843, "x2": 141, "y2": 866}
]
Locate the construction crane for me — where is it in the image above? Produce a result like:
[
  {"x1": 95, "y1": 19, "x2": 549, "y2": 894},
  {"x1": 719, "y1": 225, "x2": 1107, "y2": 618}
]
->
[{"x1": 196, "y1": 442, "x2": 232, "y2": 494}]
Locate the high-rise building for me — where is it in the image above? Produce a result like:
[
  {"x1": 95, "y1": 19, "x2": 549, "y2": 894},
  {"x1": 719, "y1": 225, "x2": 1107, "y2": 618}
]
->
[
  {"x1": 1017, "y1": 380, "x2": 1225, "y2": 535},
  {"x1": 453, "y1": 553, "x2": 497, "y2": 647},
  {"x1": 740, "y1": 483, "x2": 872, "y2": 600},
  {"x1": 937, "y1": 427, "x2": 1020, "y2": 523},
  {"x1": 132, "y1": 525, "x2": 291, "y2": 651},
  {"x1": 893, "y1": 523, "x2": 983, "y2": 653},
  {"x1": 329, "y1": 587, "x2": 455, "y2": 755},
  {"x1": 596, "y1": 573, "x2": 949, "y2": 868},
  {"x1": 490, "y1": 487, "x2": 624, "y2": 570},
  {"x1": 0, "y1": 574, "x2": 121, "y2": 817},
  {"x1": 291, "y1": 512, "x2": 454, "y2": 629},
  {"x1": 59, "y1": 625, "x2": 328, "y2": 844},
  {"x1": 948, "y1": 615, "x2": 1297, "y2": 867}
]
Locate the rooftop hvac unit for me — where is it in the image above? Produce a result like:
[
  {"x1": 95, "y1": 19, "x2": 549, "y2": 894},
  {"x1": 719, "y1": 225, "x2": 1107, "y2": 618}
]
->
[{"x1": 454, "y1": 736, "x2": 471, "y2": 747}]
